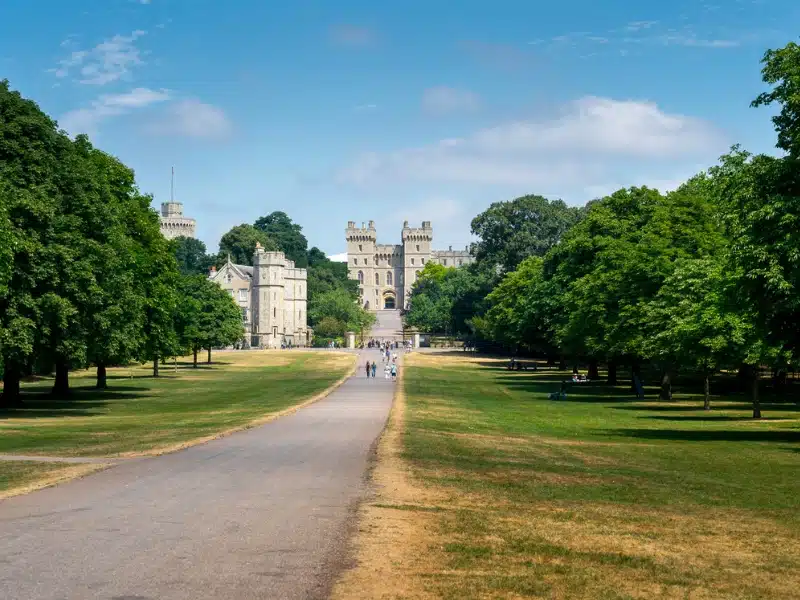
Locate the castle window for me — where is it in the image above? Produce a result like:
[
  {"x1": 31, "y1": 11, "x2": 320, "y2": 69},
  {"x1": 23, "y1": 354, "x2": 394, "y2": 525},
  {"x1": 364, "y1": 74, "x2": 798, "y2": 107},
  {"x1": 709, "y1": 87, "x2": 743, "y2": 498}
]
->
[
  {"x1": 241, "y1": 307, "x2": 247, "y2": 321},
  {"x1": 458, "y1": 259, "x2": 463, "y2": 266},
  {"x1": 274, "y1": 307, "x2": 276, "y2": 318},
  {"x1": 416, "y1": 244, "x2": 420, "y2": 252},
  {"x1": 359, "y1": 244, "x2": 362, "y2": 252},
  {"x1": 387, "y1": 271, "x2": 393, "y2": 285},
  {"x1": 353, "y1": 257, "x2": 357, "y2": 264},
  {"x1": 239, "y1": 289, "x2": 247, "y2": 301},
  {"x1": 357, "y1": 270, "x2": 364, "y2": 283},
  {"x1": 421, "y1": 258, "x2": 425, "y2": 264},
  {"x1": 443, "y1": 259, "x2": 448, "y2": 266},
  {"x1": 375, "y1": 272, "x2": 380, "y2": 286},
  {"x1": 411, "y1": 258, "x2": 415, "y2": 265}
]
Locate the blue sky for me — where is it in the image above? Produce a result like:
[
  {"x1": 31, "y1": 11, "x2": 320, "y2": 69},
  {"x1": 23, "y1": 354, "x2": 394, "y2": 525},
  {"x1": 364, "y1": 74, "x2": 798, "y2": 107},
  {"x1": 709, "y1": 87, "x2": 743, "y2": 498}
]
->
[{"x1": 1, "y1": 0, "x2": 797, "y2": 259}]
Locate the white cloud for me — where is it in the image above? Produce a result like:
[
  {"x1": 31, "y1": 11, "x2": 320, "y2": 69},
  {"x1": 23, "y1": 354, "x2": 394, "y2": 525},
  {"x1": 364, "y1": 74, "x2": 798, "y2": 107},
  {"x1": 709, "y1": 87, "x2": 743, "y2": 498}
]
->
[
  {"x1": 354, "y1": 103, "x2": 377, "y2": 111},
  {"x1": 60, "y1": 87, "x2": 171, "y2": 135},
  {"x1": 149, "y1": 99, "x2": 232, "y2": 139},
  {"x1": 422, "y1": 87, "x2": 480, "y2": 114},
  {"x1": 337, "y1": 96, "x2": 726, "y2": 197},
  {"x1": 328, "y1": 252, "x2": 348, "y2": 262},
  {"x1": 50, "y1": 30, "x2": 147, "y2": 85},
  {"x1": 329, "y1": 24, "x2": 375, "y2": 47}
]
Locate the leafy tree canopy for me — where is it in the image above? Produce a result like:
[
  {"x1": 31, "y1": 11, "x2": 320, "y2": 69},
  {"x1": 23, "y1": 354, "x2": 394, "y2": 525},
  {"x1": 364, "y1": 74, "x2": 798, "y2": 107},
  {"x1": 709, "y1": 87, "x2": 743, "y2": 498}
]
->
[
  {"x1": 254, "y1": 211, "x2": 308, "y2": 267},
  {"x1": 752, "y1": 41, "x2": 800, "y2": 156},
  {"x1": 470, "y1": 194, "x2": 584, "y2": 275},
  {"x1": 217, "y1": 224, "x2": 277, "y2": 266},
  {"x1": 172, "y1": 236, "x2": 214, "y2": 276}
]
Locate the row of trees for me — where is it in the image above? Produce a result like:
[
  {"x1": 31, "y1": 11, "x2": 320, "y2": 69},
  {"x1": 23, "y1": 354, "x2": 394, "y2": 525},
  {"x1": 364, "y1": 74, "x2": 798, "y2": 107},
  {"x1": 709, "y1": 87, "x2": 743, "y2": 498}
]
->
[
  {"x1": 405, "y1": 40, "x2": 800, "y2": 418},
  {"x1": 0, "y1": 80, "x2": 245, "y2": 405}
]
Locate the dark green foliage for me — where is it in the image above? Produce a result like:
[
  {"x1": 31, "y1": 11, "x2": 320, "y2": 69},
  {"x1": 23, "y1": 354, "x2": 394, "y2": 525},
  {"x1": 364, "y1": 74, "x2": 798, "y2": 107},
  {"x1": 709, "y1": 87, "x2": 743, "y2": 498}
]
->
[
  {"x1": 470, "y1": 194, "x2": 584, "y2": 274},
  {"x1": 254, "y1": 211, "x2": 309, "y2": 267},
  {"x1": 172, "y1": 236, "x2": 214, "y2": 276},
  {"x1": 752, "y1": 41, "x2": 800, "y2": 156},
  {"x1": 217, "y1": 224, "x2": 277, "y2": 266}
]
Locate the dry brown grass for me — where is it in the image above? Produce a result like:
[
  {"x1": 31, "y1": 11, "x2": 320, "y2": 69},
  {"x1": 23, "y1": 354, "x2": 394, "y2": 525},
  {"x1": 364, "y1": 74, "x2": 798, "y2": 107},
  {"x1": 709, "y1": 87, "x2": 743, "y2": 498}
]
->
[
  {"x1": 0, "y1": 462, "x2": 109, "y2": 501},
  {"x1": 331, "y1": 358, "x2": 445, "y2": 600}
]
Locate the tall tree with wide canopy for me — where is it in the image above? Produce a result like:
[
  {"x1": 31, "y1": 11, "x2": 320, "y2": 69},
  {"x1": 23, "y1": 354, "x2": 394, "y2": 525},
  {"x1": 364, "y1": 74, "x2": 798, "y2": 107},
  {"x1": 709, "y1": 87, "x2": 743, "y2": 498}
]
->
[
  {"x1": 470, "y1": 194, "x2": 584, "y2": 274},
  {"x1": 254, "y1": 211, "x2": 308, "y2": 267},
  {"x1": 752, "y1": 40, "x2": 800, "y2": 156},
  {"x1": 0, "y1": 80, "x2": 73, "y2": 404},
  {"x1": 217, "y1": 224, "x2": 276, "y2": 266}
]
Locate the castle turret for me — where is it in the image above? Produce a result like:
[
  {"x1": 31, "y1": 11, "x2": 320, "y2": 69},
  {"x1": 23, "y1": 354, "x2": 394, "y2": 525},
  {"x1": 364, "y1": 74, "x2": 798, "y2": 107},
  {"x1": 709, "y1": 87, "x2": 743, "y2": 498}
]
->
[
  {"x1": 251, "y1": 243, "x2": 287, "y2": 348},
  {"x1": 346, "y1": 220, "x2": 378, "y2": 310}
]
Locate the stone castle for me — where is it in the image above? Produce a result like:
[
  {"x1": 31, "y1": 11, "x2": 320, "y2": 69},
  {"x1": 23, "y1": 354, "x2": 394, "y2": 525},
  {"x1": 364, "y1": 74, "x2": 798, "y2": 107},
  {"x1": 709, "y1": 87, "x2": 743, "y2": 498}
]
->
[
  {"x1": 159, "y1": 201, "x2": 196, "y2": 239},
  {"x1": 208, "y1": 243, "x2": 309, "y2": 348},
  {"x1": 346, "y1": 220, "x2": 474, "y2": 311}
]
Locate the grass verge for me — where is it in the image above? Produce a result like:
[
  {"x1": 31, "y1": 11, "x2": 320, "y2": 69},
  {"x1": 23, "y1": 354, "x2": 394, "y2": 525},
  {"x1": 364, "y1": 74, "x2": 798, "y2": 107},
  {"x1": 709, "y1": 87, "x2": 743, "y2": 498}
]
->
[
  {"x1": 336, "y1": 352, "x2": 800, "y2": 600},
  {"x1": 1, "y1": 351, "x2": 355, "y2": 497}
]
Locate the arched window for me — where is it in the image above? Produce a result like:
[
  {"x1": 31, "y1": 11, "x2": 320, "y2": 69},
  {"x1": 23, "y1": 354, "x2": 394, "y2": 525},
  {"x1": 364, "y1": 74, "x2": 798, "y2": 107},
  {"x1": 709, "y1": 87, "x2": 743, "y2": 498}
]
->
[
  {"x1": 387, "y1": 271, "x2": 393, "y2": 285},
  {"x1": 375, "y1": 272, "x2": 380, "y2": 286},
  {"x1": 357, "y1": 270, "x2": 364, "y2": 283}
]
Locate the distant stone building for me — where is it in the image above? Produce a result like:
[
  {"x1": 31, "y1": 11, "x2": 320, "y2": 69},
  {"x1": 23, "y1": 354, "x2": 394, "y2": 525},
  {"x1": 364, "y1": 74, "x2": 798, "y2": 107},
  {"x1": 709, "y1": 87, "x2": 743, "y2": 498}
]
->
[
  {"x1": 159, "y1": 201, "x2": 196, "y2": 239},
  {"x1": 208, "y1": 243, "x2": 309, "y2": 348},
  {"x1": 346, "y1": 220, "x2": 474, "y2": 311}
]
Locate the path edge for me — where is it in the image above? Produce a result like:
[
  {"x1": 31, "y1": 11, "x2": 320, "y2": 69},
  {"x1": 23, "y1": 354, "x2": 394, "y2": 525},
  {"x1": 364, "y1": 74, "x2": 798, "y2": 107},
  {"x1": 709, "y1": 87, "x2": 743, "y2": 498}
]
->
[{"x1": 0, "y1": 352, "x2": 357, "y2": 502}]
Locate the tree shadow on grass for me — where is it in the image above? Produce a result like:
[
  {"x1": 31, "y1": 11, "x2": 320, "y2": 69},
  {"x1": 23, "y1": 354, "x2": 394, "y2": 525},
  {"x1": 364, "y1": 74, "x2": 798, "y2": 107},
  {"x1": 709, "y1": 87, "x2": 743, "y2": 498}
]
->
[
  {"x1": 0, "y1": 385, "x2": 151, "y2": 419},
  {"x1": 640, "y1": 415, "x2": 794, "y2": 422},
  {"x1": 608, "y1": 428, "x2": 800, "y2": 443},
  {"x1": 614, "y1": 403, "x2": 800, "y2": 413}
]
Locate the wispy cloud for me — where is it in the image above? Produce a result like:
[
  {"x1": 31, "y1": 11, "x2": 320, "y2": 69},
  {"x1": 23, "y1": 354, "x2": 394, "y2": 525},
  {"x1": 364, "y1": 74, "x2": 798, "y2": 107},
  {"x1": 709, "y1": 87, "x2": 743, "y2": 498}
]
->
[
  {"x1": 148, "y1": 99, "x2": 232, "y2": 139},
  {"x1": 459, "y1": 40, "x2": 536, "y2": 71},
  {"x1": 50, "y1": 30, "x2": 147, "y2": 85},
  {"x1": 422, "y1": 86, "x2": 481, "y2": 114},
  {"x1": 354, "y1": 103, "x2": 377, "y2": 111},
  {"x1": 337, "y1": 96, "x2": 725, "y2": 194},
  {"x1": 60, "y1": 87, "x2": 170, "y2": 135},
  {"x1": 625, "y1": 20, "x2": 659, "y2": 32},
  {"x1": 329, "y1": 24, "x2": 375, "y2": 47}
]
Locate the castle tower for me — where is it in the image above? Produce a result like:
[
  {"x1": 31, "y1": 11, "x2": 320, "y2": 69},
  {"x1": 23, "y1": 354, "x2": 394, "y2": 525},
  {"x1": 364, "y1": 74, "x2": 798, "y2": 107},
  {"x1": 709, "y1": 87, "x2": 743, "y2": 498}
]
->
[
  {"x1": 401, "y1": 221, "x2": 433, "y2": 309},
  {"x1": 346, "y1": 220, "x2": 377, "y2": 310},
  {"x1": 251, "y1": 243, "x2": 286, "y2": 348}
]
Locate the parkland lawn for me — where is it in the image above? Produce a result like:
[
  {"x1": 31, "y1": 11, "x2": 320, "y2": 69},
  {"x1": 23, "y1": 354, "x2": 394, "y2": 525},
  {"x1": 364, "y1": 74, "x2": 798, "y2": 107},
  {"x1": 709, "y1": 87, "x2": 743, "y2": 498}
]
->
[
  {"x1": 0, "y1": 351, "x2": 354, "y2": 496},
  {"x1": 373, "y1": 353, "x2": 799, "y2": 600}
]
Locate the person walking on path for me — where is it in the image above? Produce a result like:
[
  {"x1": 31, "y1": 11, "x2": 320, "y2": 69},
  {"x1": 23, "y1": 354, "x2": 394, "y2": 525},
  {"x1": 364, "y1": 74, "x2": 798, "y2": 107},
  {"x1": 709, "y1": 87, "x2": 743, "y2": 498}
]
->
[
  {"x1": 365, "y1": 360, "x2": 371, "y2": 378},
  {"x1": 384, "y1": 363, "x2": 391, "y2": 379},
  {"x1": 371, "y1": 361, "x2": 377, "y2": 378},
  {"x1": 390, "y1": 362, "x2": 397, "y2": 382}
]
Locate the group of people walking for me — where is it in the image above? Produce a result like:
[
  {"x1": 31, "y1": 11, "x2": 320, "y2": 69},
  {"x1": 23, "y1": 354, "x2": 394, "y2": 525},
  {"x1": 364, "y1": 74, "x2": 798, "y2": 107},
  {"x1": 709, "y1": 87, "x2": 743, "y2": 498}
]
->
[{"x1": 365, "y1": 347, "x2": 398, "y2": 381}]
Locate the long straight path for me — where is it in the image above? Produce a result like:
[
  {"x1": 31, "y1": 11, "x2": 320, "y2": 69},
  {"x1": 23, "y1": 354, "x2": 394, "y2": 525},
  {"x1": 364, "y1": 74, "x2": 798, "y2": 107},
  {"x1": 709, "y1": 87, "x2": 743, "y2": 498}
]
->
[{"x1": 0, "y1": 350, "x2": 397, "y2": 600}]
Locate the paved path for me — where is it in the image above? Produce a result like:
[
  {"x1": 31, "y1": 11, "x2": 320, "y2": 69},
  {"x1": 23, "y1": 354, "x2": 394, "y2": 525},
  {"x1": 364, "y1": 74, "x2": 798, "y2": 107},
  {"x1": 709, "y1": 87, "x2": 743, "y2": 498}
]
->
[{"x1": 0, "y1": 350, "x2": 397, "y2": 600}]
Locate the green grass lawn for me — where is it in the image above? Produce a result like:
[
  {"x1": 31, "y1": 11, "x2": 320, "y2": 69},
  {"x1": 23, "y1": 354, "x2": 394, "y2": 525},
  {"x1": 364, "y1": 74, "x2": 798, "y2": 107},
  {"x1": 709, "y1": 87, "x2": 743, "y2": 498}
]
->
[
  {"x1": 0, "y1": 351, "x2": 353, "y2": 461},
  {"x1": 400, "y1": 353, "x2": 800, "y2": 600}
]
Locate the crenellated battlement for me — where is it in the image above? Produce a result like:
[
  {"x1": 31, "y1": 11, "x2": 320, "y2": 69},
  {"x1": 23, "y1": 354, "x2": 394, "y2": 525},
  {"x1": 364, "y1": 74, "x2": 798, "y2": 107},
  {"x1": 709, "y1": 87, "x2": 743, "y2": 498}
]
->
[{"x1": 345, "y1": 220, "x2": 377, "y2": 242}]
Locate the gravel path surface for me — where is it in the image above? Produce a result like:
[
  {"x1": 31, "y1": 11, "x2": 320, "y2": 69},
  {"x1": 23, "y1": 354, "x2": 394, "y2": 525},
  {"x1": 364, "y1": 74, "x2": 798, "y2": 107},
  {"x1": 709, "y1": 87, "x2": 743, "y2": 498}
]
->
[{"x1": 0, "y1": 350, "x2": 395, "y2": 600}]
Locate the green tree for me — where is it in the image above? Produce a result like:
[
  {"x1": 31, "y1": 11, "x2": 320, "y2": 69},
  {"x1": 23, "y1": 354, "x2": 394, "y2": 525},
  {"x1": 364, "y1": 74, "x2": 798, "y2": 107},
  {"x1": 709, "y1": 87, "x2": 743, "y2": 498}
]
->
[
  {"x1": 305, "y1": 248, "x2": 358, "y2": 308},
  {"x1": 0, "y1": 80, "x2": 71, "y2": 404},
  {"x1": 752, "y1": 40, "x2": 800, "y2": 156},
  {"x1": 217, "y1": 224, "x2": 276, "y2": 266},
  {"x1": 254, "y1": 211, "x2": 308, "y2": 267},
  {"x1": 470, "y1": 194, "x2": 583, "y2": 274},
  {"x1": 644, "y1": 257, "x2": 755, "y2": 410},
  {"x1": 176, "y1": 275, "x2": 245, "y2": 367},
  {"x1": 308, "y1": 288, "x2": 375, "y2": 337},
  {"x1": 172, "y1": 236, "x2": 214, "y2": 276}
]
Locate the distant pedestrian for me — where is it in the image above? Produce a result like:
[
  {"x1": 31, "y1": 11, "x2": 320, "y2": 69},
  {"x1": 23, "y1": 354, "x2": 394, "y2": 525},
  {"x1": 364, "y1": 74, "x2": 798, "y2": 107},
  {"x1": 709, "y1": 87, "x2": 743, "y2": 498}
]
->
[
  {"x1": 365, "y1": 360, "x2": 371, "y2": 378},
  {"x1": 390, "y1": 363, "x2": 397, "y2": 381},
  {"x1": 371, "y1": 361, "x2": 377, "y2": 378},
  {"x1": 384, "y1": 363, "x2": 391, "y2": 379}
]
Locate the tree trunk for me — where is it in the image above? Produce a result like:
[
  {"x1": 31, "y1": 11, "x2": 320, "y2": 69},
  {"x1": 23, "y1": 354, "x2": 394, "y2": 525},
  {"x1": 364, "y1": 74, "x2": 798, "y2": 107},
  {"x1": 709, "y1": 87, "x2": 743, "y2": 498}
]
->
[
  {"x1": 52, "y1": 361, "x2": 70, "y2": 397},
  {"x1": 96, "y1": 364, "x2": 108, "y2": 389},
  {"x1": 660, "y1": 370, "x2": 672, "y2": 401},
  {"x1": 703, "y1": 373, "x2": 711, "y2": 411},
  {"x1": 558, "y1": 356, "x2": 567, "y2": 371},
  {"x1": 1, "y1": 362, "x2": 21, "y2": 406},
  {"x1": 207, "y1": 347, "x2": 212, "y2": 364},
  {"x1": 752, "y1": 368, "x2": 761, "y2": 419},
  {"x1": 607, "y1": 359, "x2": 618, "y2": 385},
  {"x1": 572, "y1": 363, "x2": 579, "y2": 374},
  {"x1": 193, "y1": 347, "x2": 198, "y2": 368},
  {"x1": 153, "y1": 356, "x2": 160, "y2": 378},
  {"x1": 588, "y1": 359, "x2": 599, "y2": 380},
  {"x1": 630, "y1": 361, "x2": 642, "y2": 394}
]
